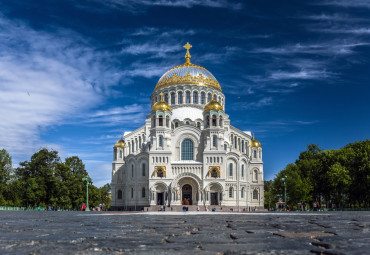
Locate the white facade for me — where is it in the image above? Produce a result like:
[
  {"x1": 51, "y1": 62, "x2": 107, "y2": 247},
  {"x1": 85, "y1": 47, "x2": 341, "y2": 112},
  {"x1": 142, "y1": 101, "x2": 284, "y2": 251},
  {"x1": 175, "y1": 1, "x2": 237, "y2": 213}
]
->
[{"x1": 111, "y1": 45, "x2": 264, "y2": 211}]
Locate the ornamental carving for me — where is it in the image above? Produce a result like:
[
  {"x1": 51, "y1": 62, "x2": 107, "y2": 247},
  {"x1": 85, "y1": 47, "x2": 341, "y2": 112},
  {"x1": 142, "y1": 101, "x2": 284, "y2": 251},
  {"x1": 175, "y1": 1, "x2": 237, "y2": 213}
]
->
[{"x1": 155, "y1": 71, "x2": 222, "y2": 92}]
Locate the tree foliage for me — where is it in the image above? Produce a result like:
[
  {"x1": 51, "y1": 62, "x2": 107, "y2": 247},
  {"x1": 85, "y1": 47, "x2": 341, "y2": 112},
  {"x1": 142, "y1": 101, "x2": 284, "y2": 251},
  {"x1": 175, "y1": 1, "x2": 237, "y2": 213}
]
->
[
  {"x1": 0, "y1": 148, "x2": 111, "y2": 209},
  {"x1": 266, "y1": 140, "x2": 370, "y2": 209}
]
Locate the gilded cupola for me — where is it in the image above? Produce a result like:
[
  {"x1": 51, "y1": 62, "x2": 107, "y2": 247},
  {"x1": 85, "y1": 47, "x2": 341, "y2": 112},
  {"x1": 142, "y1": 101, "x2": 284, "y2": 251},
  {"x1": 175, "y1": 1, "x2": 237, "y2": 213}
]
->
[
  {"x1": 114, "y1": 134, "x2": 125, "y2": 148},
  {"x1": 154, "y1": 42, "x2": 222, "y2": 92},
  {"x1": 152, "y1": 93, "x2": 171, "y2": 112},
  {"x1": 204, "y1": 99, "x2": 223, "y2": 112},
  {"x1": 250, "y1": 133, "x2": 262, "y2": 148}
]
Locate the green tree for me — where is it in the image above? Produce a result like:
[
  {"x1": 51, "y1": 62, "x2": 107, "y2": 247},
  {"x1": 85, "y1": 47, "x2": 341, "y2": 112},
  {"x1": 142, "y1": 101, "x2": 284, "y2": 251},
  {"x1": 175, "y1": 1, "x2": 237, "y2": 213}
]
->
[
  {"x1": 0, "y1": 149, "x2": 12, "y2": 204},
  {"x1": 327, "y1": 162, "x2": 350, "y2": 208}
]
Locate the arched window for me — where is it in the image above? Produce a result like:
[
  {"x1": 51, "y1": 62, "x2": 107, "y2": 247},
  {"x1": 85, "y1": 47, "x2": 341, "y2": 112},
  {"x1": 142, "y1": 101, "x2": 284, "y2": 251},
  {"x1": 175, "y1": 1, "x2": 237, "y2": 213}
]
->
[
  {"x1": 253, "y1": 190, "x2": 258, "y2": 200},
  {"x1": 218, "y1": 96, "x2": 221, "y2": 102},
  {"x1": 164, "y1": 93, "x2": 168, "y2": 103},
  {"x1": 185, "y1": 121, "x2": 190, "y2": 125},
  {"x1": 201, "y1": 92, "x2": 205, "y2": 104},
  {"x1": 159, "y1": 135, "x2": 163, "y2": 147},
  {"x1": 213, "y1": 94, "x2": 217, "y2": 100},
  {"x1": 171, "y1": 92, "x2": 175, "y2": 105},
  {"x1": 197, "y1": 122, "x2": 201, "y2": 128},
  {"x1": 211, "y1": 168, "x2": 218, "y2": 178},
  {"x1": 242, "y1": 141, "x2": 244, "y2": 153},
  {"x1": 207, "y1": 93, "x2": 211, "y2": 102},
  {"x1": 213, "y1": 135, "x2": 217, "y2": 147},
  {"x1": 229, "y1": 187, "x2": 233, "y2": 198},
  {"x1": 175, "y1": 122, "x2": 179, "y2": 128},
  {"x1": 224, "y1": 144, "x2": 227, "y2": 151},
  {"x1": 241, "y1": 164, "x2": 244, "y2": 177},
  {"x1": 219, "y1": 116, "x2": 223, "y2": 127},
  {"x1": 131, "y1": 165, "x2": 134, "y2": 177},
  {"x1": 229, "y1": 163, "x2": 233, "y2": 176},
  {"x1": 241, "y1": 187, "x2": 244, "y2": 198},
  {"x1": 193, "y1": 91, "x2": 198, "y2": 104},
  {"x1": 254, "y1": 150, "x2": 257, "y2": 158},
  {"x1": 166, "y1": 116, "x2": 170, "y2": 127},
  {"x1": 206, "y1": 115, "x2": 210, "y2": 128},
  {"x1": 186, "y1": 91, "x2": 191, "y2": 103},
  {"x1": 132, "y1": 141, "x2": 135, "y2": 153},
  {"x1": 157, "y1": 168, "x2": 164, "y2": 177},
  {"x1": 119, "y1": 150, "x2": 122, "y2": 159},
  {"x1": 131, "y1": 188, "x2": 134, "y2": 198},
  {"x1": 142, "y1": 163, "x2": 145, "y2": 176},
  {"x1": 254, "y1": 170, "x2": 258, "y2": 182},
  {"x1": 234, "y1": 136, "x2": 237, "y2": 148},
  {"x1": 181, "y1": 139, "x2": 194, "y2": 160},
  {"x1": 212, "y1": 115, "x2": 217, "y2": 126},
  {"x1": 259, "y1": 151, "x2": 262, "y2": 158},
  {"x1": 139, "y1": 136, "x2": 142, "y2": 148},
  {"x1": 178, "y1": 91, "x2": 183, "y2": 104},
  {"x1": 142, "y1": 187, "x2": 145, "y2": 198},
  {"x1": 118, "y1": 190, "x2": 122, "y2": 199},
  {"x1": 159, "y1": 115, "x2": 163, "y2": 126}
]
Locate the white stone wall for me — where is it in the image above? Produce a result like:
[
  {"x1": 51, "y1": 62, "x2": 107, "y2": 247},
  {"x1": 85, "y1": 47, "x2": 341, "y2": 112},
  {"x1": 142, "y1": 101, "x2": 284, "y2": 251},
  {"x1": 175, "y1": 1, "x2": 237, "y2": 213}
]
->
[{"x1": 111, "y1": 85, "x2": 264, "y2": 210}]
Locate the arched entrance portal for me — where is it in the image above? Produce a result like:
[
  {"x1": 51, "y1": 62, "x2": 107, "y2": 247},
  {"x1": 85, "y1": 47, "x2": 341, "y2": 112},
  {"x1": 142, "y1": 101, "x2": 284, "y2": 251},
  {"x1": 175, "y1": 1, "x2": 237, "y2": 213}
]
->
[{"x1": 182, "y1": 184, "x2": 192, "y2": 205}]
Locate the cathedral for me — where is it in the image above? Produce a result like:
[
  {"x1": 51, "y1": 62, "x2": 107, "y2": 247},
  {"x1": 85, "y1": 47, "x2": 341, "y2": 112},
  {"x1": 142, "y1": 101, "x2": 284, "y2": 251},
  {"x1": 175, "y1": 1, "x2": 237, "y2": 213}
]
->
[{"x1": 111, "y1": 43, "x2": 264, "y2": 211}]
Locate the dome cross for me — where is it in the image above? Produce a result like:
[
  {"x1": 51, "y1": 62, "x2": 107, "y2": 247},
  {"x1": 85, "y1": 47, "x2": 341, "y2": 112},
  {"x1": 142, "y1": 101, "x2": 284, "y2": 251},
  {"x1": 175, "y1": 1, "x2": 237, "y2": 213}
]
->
[{"x1": 183, "y1": 42, "x2": 192, "y2": 64}]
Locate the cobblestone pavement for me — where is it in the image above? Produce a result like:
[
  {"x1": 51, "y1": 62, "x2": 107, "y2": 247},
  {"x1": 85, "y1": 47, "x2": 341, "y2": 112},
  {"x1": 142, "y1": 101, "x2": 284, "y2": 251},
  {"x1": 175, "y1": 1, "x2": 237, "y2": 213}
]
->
[{"x1": 0, "y1": 211, "x2": 369, "y2": 254}]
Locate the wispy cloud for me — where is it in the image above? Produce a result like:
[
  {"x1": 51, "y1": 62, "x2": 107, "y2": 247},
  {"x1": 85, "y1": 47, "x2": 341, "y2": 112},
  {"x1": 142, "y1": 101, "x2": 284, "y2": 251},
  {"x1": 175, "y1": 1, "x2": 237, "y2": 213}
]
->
[
  {"x1": 251, "y1": 41, "x2": 370, "y2": 56},
  {"x1": 235, "y1": 97, "x2": 272, "y2": 110},
  {"x1": 84, "y1": 104, "x2": 148, "y2": 127},
  {"x1": 316, "y1": 0, "x2": 370, "y2": 9},
  {"x1": 0, "y1": 13, "x2": 122, "y2": 157},
  {"x1": 92, "y1": 0, "x2": 243, "y2": 12},
  {"x1": 269, "y1": 69, "x2": 332, "y2": 80}
]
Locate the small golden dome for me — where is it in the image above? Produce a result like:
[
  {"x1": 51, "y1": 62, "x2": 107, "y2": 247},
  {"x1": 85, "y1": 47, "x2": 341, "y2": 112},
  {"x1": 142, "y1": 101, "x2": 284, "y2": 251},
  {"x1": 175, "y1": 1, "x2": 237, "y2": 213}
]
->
[
  {"x1": 250, "y1": 133, "x2": 262, "y2": 148},
  {"x1": 204, "y1": 99, "x2": 223, "y2": 111},
  {"x1": 114, "y1": 135, "x2": 125, "y2": 148},
  {"x1": 152, "y1": 93, "x2": 171, "y2": 112}
]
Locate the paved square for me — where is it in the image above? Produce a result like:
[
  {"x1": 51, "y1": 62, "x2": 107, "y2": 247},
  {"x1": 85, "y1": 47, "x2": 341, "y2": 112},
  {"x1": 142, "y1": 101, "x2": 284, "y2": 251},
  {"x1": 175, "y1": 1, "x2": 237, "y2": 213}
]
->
[{"x1": 0, "y1": 211, "x2": 369, "y2": 254}]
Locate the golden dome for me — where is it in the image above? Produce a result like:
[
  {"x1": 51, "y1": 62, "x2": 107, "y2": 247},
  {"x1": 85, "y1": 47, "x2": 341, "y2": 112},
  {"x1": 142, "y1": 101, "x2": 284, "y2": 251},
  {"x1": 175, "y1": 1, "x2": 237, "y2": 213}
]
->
[
  {"x1": 152, "y1": 93, "x2": 171, "y2": 112},
  {"x1": 204, "y1": 99, "x2": 223, "y2": 111},
  {"x1": 114, "y1": 135, "x2": 125, "y2": 148},
  {"x1": 154, "y1": 42, "x2": 222, "y2": 92},
  {"x1": 250, "y1": 133, "x2": 262, "y2": 148}
]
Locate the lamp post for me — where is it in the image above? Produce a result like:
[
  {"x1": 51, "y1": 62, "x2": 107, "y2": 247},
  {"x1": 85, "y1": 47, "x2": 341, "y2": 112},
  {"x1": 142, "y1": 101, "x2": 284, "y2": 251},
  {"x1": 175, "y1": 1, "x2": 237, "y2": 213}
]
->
[
  {"x1": 280, "y1": 176, "x2": 287, "y2": 211},
  {"x1": 82, "y1": 176, "x2": 92, "y2": 211}
]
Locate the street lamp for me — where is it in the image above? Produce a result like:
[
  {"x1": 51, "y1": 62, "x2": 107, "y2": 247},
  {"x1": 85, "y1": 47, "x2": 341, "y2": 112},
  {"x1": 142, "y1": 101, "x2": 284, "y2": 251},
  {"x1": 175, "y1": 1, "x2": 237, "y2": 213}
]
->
[
  {"x1": 280, "y1": 176, "x2": 287, "y2": 211},
  {"x1": 82, "y1": 176, "x2": 92, "y2": 211}
]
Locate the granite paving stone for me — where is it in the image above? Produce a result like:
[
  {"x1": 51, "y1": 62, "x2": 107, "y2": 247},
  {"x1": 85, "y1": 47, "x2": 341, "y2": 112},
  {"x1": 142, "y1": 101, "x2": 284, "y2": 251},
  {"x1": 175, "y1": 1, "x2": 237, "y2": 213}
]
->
[{"x1": 0, "y1": 211, "x2": 369, "y2": 254}]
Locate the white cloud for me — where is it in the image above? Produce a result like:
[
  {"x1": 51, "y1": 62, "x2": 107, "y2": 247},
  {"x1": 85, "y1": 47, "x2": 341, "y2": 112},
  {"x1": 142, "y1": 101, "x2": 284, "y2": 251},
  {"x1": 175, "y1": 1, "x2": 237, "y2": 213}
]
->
[
  {"x1": 237, "y1": 97, "x2": 272, "y2": 110},
  {"x1": 251, "y1": 41, "x2": 370, "y2": 56},
  {"x1": 317, "y1": 0, "x2": 370, "y2": 8},
  {"x1": 84, "y1": 104, "x2": 148, "y2": 126},
  {"x1": 0, "y1": 14, "x2": 121, "y2": 157},
  {"x1": 93, "y1": 0, "x2": 243, "y2": 11},
  {"x1": 269, "y1": 69, "x2": 332, "y2": 80}
]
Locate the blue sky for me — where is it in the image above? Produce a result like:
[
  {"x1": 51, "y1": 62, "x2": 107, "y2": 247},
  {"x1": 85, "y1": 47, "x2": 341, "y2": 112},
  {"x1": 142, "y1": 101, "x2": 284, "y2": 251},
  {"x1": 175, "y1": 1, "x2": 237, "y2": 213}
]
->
[{"x1": 0, "y1": 0, "x2": 369, "y2": 187}]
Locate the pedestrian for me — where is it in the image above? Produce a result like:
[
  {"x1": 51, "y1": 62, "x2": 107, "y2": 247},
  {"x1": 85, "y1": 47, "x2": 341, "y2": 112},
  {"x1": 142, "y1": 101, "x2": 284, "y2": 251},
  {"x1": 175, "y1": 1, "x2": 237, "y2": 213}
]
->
[
  {"x1": 197, "y1": 206, "x2": 200, "y2": 212},
  {"x1": 81, "y1": 203, "x2": 86, "y2": 211},
  {"x1": 99, "y1": 203, "x2": 103, "y2": 211}
]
